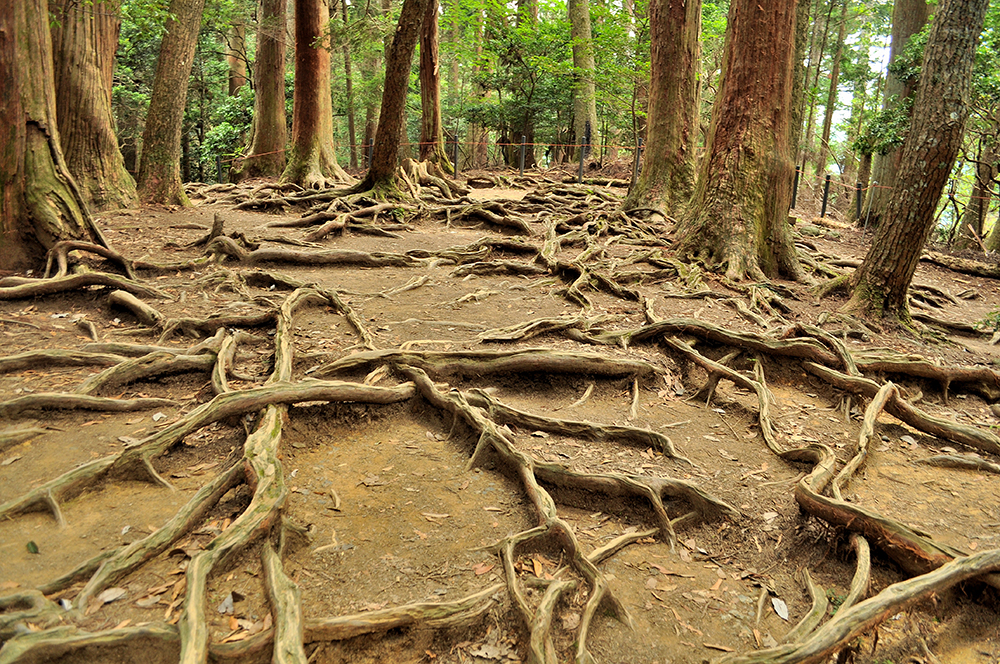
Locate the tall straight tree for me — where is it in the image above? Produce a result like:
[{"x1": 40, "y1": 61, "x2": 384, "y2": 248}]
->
[
  {"x1": 846, "y1": 0, "x2": 990, "y2": 319},
  {"x1": 233, "y1": 0, "x2": 288, "y2": 180},
  {"x1": 340, "y1": 0, "x2": 359, "y2": 169},
  {"x1": 50, "y1": 0, "x2": 136, "y2": 211},
  {"x1": 862, "y1": 0, "x2": 928, "y2": 225},
  {"x1": 621, "y1": 0, "x2": 700, "y2": 216},
  {"x1": 568, "y1": 0, "x2": 598, "y2": 160},
  {"x1": 815, "y1": 0, "x2": 849, "y2": 173},
  {"x1": 355, "y1": 0, "x2": 430, "y2": 192},
  {"x1": 418, "y1": 0, "x2": 451, "y2": 169},
  {"x1": 136, "y1": 0, "x2": 206, "y2": 205},
  {"x1": 674, "y1": 0, "x2": 804, "y2": 281},
  {"x1": 1, "y1": 0, "x2": 106, "y2": 269},
  {"x1": 281, "y1": 0, "x2": 352, "y2": 188}
]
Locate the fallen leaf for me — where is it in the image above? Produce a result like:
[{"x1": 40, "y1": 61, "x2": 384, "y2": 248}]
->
[
  {"x1": 113, "y1": 619, "x2": 132, "y2": 630},
  {"x1": 772, "y1": 597, "x2": 789, "y2": 621},
  {"x1": 1, "y1": 455, "x2": 22, "y2": 466},
  {"x1": 97, "y1": 588, "x2": 127, "y2": 605},
  {"x1": 473, "y1": 562, "x2": 495, "y2": 576},
  {"x1": 703, "y1": 643, "x2": 734, "y2": 652}
]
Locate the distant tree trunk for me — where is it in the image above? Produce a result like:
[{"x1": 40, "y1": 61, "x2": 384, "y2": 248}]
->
[
  {"x1": 815, "y1": 0, "x2": 849, "y2": 174},
  {"x1": 955, "y1": 137, "x2": 997, "y2": 250},
  {"x1": 467, "y1": 10, "x2": 488, "y2": 169},
  {"x1": 233, "y1": 0, "x2": 288, "y2": 180},
  {"x1": 418, "y1": 0, "x2": 451, "y2": 169},
  {"x1": 227, "y1": 22, "x2": 248, "y2": 95},
  {"x1": 568, "y1": 0, "x2": 598, "y2": 162},
  {"x1": 789, "y1": 0, "x2": 812, "y2": 160},
  {"x1": 511, "y1": 0, "x2": 537, "y2": 169},
  {"x1": 621, "y1": 0, "x2": 700, "y2": 216},
  {"x1": 136, "y1": 0, "x2": 206, "y2": 205},
  {"x1": 50, "y1": 0, "x2": 136, "y2": 212},
  {"x1": 846, "y1": 0, "x2": 989, "y2": 320},
  {"x1": 674, "y1": 0, "x2": 804, "y2": 282},
  {"x1": 355, "y1": 0, "x2": 430, "y2": 192},
  {"x1": 281, "y1": 0, "x2": 352, "y2": 188},
  {"x1": 801, "y1": 0, "x2": 835, "y2": 171},
  {"x1": 1, "y1": 0, "x2": 106, "y2": 270},
  {"x1": 341, "y1": 0, "x2": 358, "y2": 168},
  {"x1": 863, "y1": 0, "x2": 928, "y2": 227}
]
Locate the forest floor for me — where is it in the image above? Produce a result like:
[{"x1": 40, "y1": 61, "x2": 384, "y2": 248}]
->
[{"x1": 1, "y1": 167, "x2": 1000, "y2": 664}]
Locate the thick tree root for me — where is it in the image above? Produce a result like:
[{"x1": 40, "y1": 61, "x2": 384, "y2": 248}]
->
[
  {"x1": 43, "y1": 241, "x2": 137, "y2": 280},
  {"x1": 802, "y1": 362, "x2": 1000, "y2": 456},
  {"x1": 76, "y1": 351, "x2": 217, "y2": 395},
  {"x1": 462, "y1": 388, "x2": 689, "y2": 461},
  {"x1": 0, "y1": 394, "x2": 177, "y2": 419},
  {"x1": 314, "y1": 347, "x2": 661, "y2": 379},
  {"x1": 713, "y1": 547, "x2": 1000, "y2": 664},
  {"x1": 0, "y1": 350, "x2": 127, "y2": 374},
  {"x1": 0, "y1": 273, "x2": 168, "y2": 301}
]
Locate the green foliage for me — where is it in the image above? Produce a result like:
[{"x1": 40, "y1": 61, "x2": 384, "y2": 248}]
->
[
  {"x1": 852, "y1": 96, "x2": 912, "y2": 157},
  {"x1": 887, "y1": 24, "x2": 928, "y2": 85}
]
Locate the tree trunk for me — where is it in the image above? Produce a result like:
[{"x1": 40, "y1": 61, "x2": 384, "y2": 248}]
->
[
  {"x1": 621, "y1": 0, "x2": 700, "y2": 216},
  {"x1": 226, "y1": 22, "x2": 248, "y2": 95},
  {"x1": 568, "y1": 0, "x2": 599, "y2": 162},
  {"x1": 955, "y1": 137, "x2": 997, "y2": 250},
  {"x1": 511, "y1": 0, "x2": 537, "y2": 169},
  {"x1": 341, "y1": 0, "x2": 358, "y2": 169},
  {"x1": 467, "y1": 10, "x2": 488, "y2": 169},
  {"x1": 0, "y1": 0, "x2": 105, "y2": 270},
  {"x1": 281, "y1": 0, "x2": 352, "y2": 188},
  {"x1": 418, "y1": 0, "x2": 451, "y2": 169},
  {"x1": 233, "y1": 0, "x2": 288, "y2": 180},
  {"x1": 801, "y1": 0, "x2": 835, "y2": 171},
  {"x1": 815, "y1": 0, "x2": 849, "y2": 174},
  {"x1": 863, "y1": 0, "x2": 928, "y2": 227},
  {"x1": 846, "y1": 0, "x2": 989, "y2": 319},
  {"x1": 136, "y1": 0, "x2": 206, "y2": 205},
  {"x1": 50, "y1": 0, "x2": 136, "y2": 212},
  {"x1": 789, "y1": 0, "x2": 812, "y2": 160},
  {"x1": 674, "y1": 0, "x2": 804, "y2": 282},
  {"x1": 354, "y1": 0, "x2": 430, "y2": 193}
]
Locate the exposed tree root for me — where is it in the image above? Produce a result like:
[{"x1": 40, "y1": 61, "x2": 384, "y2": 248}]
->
[
  {"x1": 0, "y1": 273, "x2": 169, "y2": 301},
  {"x1": 714, "y1": 548, "x2": 1000, "y2": 664},
  {"x1": 314, "y1": 347, "x2": 661, "y2": 379},
  {"x1": 0, "y1": 350, "x2": 127, "y2": 374},
  {"x1": 0, "y1": 394, "x2": 177, "y2": 419}
]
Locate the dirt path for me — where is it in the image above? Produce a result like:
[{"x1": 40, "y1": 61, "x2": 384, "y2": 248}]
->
[{"x1": 1, "y1": 175, "x2": 999, "y2": 664}]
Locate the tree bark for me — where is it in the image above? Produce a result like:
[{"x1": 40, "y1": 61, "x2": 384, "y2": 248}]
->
[
  {"x1": 341, "y1": 0, "x2": 359, "y2": 169},
  {"x1": 815, "y1": 0, "x2": 849, "y2": 174},
  {"x1": 863, "y1": 0, "x2": 928, "y2": 226},
  {"x1": 846, "y1": 0, "x2": 990, "y2": 319},
  {"x1": 136, "y1": 0, "x2": 206, "y2": 205},
  {"x1": 801, "y1": 0, "x2": 835, "y2": 171},
  {"x1": 568, "y1": 0, "x2": 599, "y2": 162},
  {"x1": 226, "y1": 22, "x2": 248, "y2": 96},
  {"x1": 789, "y1": 0, "x2": 812, "y2": 160},
  {"x1": 0, "y1": 0, "x2": 105, "y2": 271},
  {"x1": 955, "y1": 134, "x2": 997, "y2": 250},
  {"x1": 418, "y1": 0, "x2": 451, "y2": 170},
  {"x1": 354, "y1": 0, "x2": 431, "y2": 193},
  {"x1": 233, "y1": 0, "x2": 288, "y2": 180},
  {"x1": 281, "y1": 0, "x2": 352, "y2": 188},
  {"x1": 674, "y1": 0, "x2": 804, "y2": 282},
  {"x1": 50, "y1": 0, "x2": 136, "y2": 212},
  {"x1": 621, "y1": 0, "x2": 700, "y2": 217}
]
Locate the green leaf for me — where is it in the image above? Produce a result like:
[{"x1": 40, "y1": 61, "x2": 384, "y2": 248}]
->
[{"x1": 26, "y1": 541, "x2": 39, "y2": 554}]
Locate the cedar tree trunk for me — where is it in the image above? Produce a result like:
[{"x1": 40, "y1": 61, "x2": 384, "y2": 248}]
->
[
  {"x1": 863, "y1": 0, "x2": 928, "y2": 226},
  {"x1": 621, "y1": 0, "x2": 700, "y2": 216},
  {"x1": 226, "y1": 22, "x2": 248, "y2": 95},
  {"x1": 136, "y1": 0, "x2": 206, "y2": 205},
  {"x1": 845, "y1": 0, "x2": 989, "y2": 319},
  {"x1": 0, "y1": 0, "x2": 105, "y2": 270},
  {"x1": 674, "y1": 0, "x2": 804, "y2": 282},
  {"x1": 341, "y1": 0, "x2": 359, "y2": 169},
  {"x1": 815, "y1": 0, "x2": 849, "y2": 174},
  {"x1": 354, "y1": 0, "x2": 430, "y2": 193},
  {"x1": 281, "y1": 0, "x2": 352, "y2": 188},
  {"x1": 955, "y1": 136, "x2": 996, "y2": 250},
  {"x1": 418, "y1": 0, "x2": 451, "y2": 170},
  {"x1": 233, "y1": 0, "x2": 288, "y2": 180},
  {"x1": 568, "y1": 0, "x2": 598, "y2": 162},
  {"x1": 51, "y1": 0, "x2": 136, "y2": 212}
]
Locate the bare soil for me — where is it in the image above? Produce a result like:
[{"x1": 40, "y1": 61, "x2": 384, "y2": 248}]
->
[{"x1": 1, "y1": 172, "x2": 999, "y2": 664}]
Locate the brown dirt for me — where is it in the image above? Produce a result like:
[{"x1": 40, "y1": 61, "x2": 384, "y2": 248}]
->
[{"x1": 1, "y1": 175, "x2": 999, "y2": 664}]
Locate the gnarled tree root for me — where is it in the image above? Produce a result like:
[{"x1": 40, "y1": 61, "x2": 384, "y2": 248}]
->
[{"x1": 714, "y1": 548, "x2": 1000, "y2": 664}]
